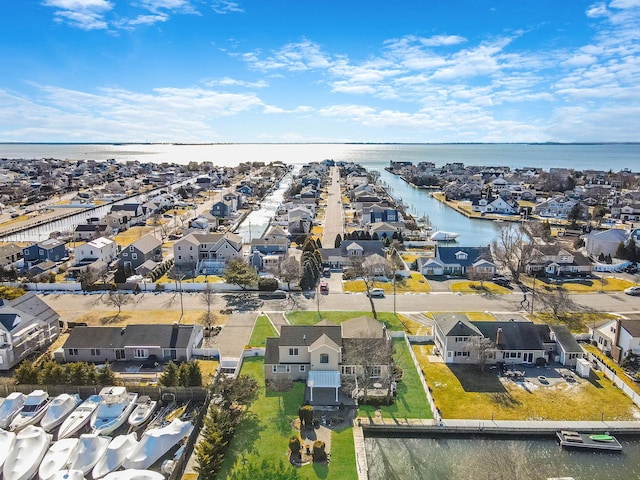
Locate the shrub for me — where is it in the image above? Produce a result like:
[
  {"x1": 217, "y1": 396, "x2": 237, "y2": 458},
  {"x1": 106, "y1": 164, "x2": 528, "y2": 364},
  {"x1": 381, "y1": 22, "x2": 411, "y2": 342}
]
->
[
  {"x1": 312, "y1": 440, "x2": 326, "y2": 462},
  {"x1": 298, "y1": 404, "x2": 314, "y2": 427},
  {"x1": 289, "y1": 435, "x2": 302, "y2": 456},
  {"x1": 258, "y1": 277, "x2": 278, "y2": 291}
]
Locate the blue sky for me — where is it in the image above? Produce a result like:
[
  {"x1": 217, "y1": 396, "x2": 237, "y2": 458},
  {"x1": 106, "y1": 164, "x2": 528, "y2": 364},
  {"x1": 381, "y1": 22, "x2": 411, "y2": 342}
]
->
[{"x1": 1, "y1": 0, "x2": 639, "y2": 143}]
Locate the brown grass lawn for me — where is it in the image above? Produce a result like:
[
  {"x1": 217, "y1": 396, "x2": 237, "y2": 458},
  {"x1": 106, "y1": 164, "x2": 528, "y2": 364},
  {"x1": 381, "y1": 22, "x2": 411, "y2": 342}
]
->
[
  {"x1": 113, "y1": 227, "x2": 156, "y2": 247},
  {"x1": 531, "y1": 311, "x2": 619, "y2": 334},
  {"x1": 414, "y1": 345, "x2": 639, "y2": 421},
  {"x1": 521, "y1": 275, "x2": 634, "y2": 293},
  {"x1": 343, "y1": 273, "x2": 431, "y2": 294},
  {"x1": 450, "y1": 281, "x2": 511, "y2": 295}
]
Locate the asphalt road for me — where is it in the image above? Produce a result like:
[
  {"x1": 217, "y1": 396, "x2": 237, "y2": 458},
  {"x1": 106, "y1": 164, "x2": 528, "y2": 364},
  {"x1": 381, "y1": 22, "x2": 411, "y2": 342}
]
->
[{"x1": 321, "y1": 166, "x2": 344, "y2": 248}]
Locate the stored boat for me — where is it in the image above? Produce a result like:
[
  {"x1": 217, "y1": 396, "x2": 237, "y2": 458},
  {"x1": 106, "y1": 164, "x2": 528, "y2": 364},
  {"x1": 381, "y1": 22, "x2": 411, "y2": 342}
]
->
[
  {"x1": 429, "y1": 230, "x2": 460, "y2": 241},
  {"x1": 67, "y1": 433, "x2": 111, "y2": 475},
  {"x1": 3, "y1": 425, "x2": 52, "y2": 480},
  {"x1": 165, "y1": 402, "x2": 188, "y2": 423},
  {"x1": 58, "y1": 395, "x2": 101, "y2": 440},
  {"x1": 38, "y1": 438, "x2": 80, "y2": 480},
  {"x1": 127, "y1": 396, "x2": 157, "y2": 428},
  {"x1": 102, "y1": 470, "x2": 164, "y2": 480},
  {"x1": 90, "y1": 387, "x2": 138, "y2": 435},
  {"x1": 124, "y1": 419, "x2": 193, "y2": 470},
  {"x1": 92, "y1": 433, "x2": 138, "y2": 479},
  {"x1": 0, "y1": 392, "x2": 26, "y2": 429},
  {"x1": 556, "y1": 430, "x2": 622, "y2": 451},
  {"x1": 9, "y1": 390, "x2": 51, "y2": 432},
  {"x1": 0, "y1": 429, "x2": 16, "y2": 472},
  {"x1": 41, "y1": 394, "x2": 82, "y2": 432}
]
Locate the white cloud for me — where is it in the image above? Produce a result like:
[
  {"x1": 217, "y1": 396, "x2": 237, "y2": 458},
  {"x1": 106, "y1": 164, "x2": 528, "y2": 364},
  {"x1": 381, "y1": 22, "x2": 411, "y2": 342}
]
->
[
  {"x1": 210, "y1": 0, "x2": 244, "y2": 14},
  {"x1": 419, "y1": 35, "x2": 467, "y2": 47},
  {"x1": 43, "y1": 0, "x2": 113, "y2": 30},
  {"x1": 205, "y1": 77, "x2": 268, "y2": 89},
  {"x1": 243, "y1": 40, "x2": 331, "y2": 72}
]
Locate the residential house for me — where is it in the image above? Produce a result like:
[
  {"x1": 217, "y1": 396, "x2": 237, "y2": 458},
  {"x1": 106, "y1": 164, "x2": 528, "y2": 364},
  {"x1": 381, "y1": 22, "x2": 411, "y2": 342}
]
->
[
  {"x1": 74, "y1": 237, "x2": 118, "y2": 265},
  {"x1": 73, "y1": 224, "x2": 113, "y2": 242},
  {"x1": 110, "y1": 203, "x2": 146, "y2": 221},
  {"x1": 533, "y1": 195, "x2": 582, "y2": 219},
  {"x1": 23, "y1": 238, "x2": 67, "y2": 267},
  {"x1": 0, "y1": 243, "x2": 23, "y2": 269},
  {"x1": 118, "y1": 234, "x2": 162, "y2": 272},
  {"x1": 100, "y1": 211, "x2": 132, "y2": 232},
  {"x1": 365, "y1": 222, "x2": 401, "y2": 240},
  {"x1": 249, "y1": 226, "x2": 290, "y2": 271},
  {"x1": 0, "y1": 292, "x2": 60, "y2": 370},
  {"x1": 173, "y1": 231, "x2": 243, "y2": 274},
  {"x1": 417, "y1": 246, "x2": 495, "y2": 277},
  {"x1": 288, "y1": 207, "x2": 313, "y2": 235},
  {"x1": 223, "y1": 192, "x2": 243, "y2": 210},
  {"x1": 264, "y1": 317, "x2": 391, "y2": 404},
  {"x1": 589, "y1": 318, "x2": 640, "y2": 363},
  {"x1": 362, "y1": 204, "x2": 401, "y2": 225},
  {"x1": 210, "y1": 201, "x2": 233, "y2": 218},
  {"x1": 528, "y1": 245, "x2": 592, "y2": 276},
  {"x1": 432, "y1": 314, "x2": 583, "y2": 367},
  {"x1": 471, "y1": 196, "x2": 518, "y2": 215},
  {"x1": 57, "y1": 324, "x2": 203, "y2": 363}
]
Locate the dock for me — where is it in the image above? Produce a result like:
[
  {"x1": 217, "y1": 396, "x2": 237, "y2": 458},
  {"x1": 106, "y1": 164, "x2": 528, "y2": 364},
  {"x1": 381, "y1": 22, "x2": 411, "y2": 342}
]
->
[{"x1": 556, "y1": 430, "x2": 623, "y2": 451}]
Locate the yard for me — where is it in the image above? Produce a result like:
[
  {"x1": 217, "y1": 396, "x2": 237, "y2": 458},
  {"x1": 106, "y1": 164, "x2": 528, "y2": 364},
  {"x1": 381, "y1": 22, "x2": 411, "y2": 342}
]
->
[
  {"x1": 521, "y1": 275, "x2": 635, "y2": 293},
  {"x1": 449, "y1": 281, "x2": 511, "y2": 295},
  {"x1": 247, "y1": 314, "x2": 278, "y2": 347},
  {"x1": 414, "y1": 345, "x2": 639, "y2": 421},
  {"x1": 217, "y1": 357, "x2": 357, "y2": 480},
  {"x1": 343, "y1": 273, "x2": 432, "y2": 294},
  {"x1": 285, "y1": 310, "x2": 424, "y2": 333},
  {"x1": 359, "y1": 338, "x2": 432, "y2": 420},
  {"x1": 112, "y1": 226, "x2": 156, "y2": 246}
]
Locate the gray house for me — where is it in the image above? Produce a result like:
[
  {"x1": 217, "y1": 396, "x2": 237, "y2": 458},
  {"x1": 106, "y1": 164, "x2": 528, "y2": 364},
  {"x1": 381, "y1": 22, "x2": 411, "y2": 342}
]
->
[
  {"x1": 118, "y1": 234, "x2": 162, "y2": 271},
  {"x1": 0, "y1": 293, "x2": 60, "y2": 370},
  {"x1": 58, "y1": 324, "x2": 203, "y2": 363}
]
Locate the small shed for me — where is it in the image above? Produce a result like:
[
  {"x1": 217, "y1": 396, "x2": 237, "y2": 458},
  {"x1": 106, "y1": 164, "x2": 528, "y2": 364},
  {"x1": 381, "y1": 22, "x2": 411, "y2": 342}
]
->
[{"x1": 576, "y1": 358, "x2": 591, "y2": 378}]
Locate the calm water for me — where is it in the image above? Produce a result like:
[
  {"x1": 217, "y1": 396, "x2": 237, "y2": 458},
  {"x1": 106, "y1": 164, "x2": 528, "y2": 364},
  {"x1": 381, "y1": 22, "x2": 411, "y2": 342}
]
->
[{"x1": 365, "y1": 435, "x2": 640, "y2": 480}]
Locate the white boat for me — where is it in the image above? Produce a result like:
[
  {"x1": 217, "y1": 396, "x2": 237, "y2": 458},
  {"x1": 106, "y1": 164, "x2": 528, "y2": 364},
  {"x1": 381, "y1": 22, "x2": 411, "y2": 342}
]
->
[
  {"x1": 127, "y1": 396, "x2": 157, "y2": 428},
  {"x1": 67, "y1": 433, "x2": 111, "y2": 475},
  {"x1": 50, "y1": 470, "x2": 86, "y2": 480},
  {"x1": 0, "y1": 392, "x2": 27, "y2": 429},
  {"x1": 0, "y1": 429, "x2": 16, "y2": 472},
  {"x1": 102, "y1": 470, "x2": 164, "y2": 480},
  {"x1": 124, "y1": 419, "x2": 193, "y2": 470},
  {"x1": 92, "y1": 433, "x2": 138, "y2": 479},
  {"x1": 3, "y1": 425, "x2": 52, "y2": 480},
  {"x1": 90, "y1": 387, "x2": 138, "y2": 435},
  {"x1": 38, "y1": 438, "x2": 80, "y2": 480},
  {"x1": 41, "y1": 394, "x2": 82, "y2": 432},
  {"x1": 58, "y1": 395, "x2": 101, "y2": 440},
  {"x1": 9, "y1": 390, "x2": 51, "y2": 432},
  {"x1": 429, "y1": 230, "x2": 460, "y2": 241}
]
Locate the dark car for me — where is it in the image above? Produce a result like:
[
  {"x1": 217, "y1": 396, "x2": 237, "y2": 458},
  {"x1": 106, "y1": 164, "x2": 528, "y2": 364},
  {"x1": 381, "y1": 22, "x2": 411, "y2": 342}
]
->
[{"x1": 492, "y1": 276, "x2": 511, "y2": 287}]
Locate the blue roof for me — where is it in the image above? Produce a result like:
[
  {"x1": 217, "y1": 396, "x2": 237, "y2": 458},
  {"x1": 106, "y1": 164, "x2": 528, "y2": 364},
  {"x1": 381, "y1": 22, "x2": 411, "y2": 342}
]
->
[{"x1": 436, "y1": 246, "x2": 492, "y2": 267}]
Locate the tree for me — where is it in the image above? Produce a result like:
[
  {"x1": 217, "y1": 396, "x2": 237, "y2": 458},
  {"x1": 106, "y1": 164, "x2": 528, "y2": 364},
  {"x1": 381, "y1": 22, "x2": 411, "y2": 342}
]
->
[
  {"x1": 534, "y1": 285, "x2": 582, "y2": 320},
  {"x1": 102, "y1": 291, "x2": 132, "y2": 320},
  {"x1": 465, "y1": 337, "x2": 495, "y2": 372},
  {"x1": 223, "y1": 259, "x2": 258, "y2": 290},
  {"x1": 159, "y1": 360, "x2": 179, "y2": 386},
  {"x1": 334, "y1": 234, "x2": 342, "y2": 248},
  {"x1": 298, "y1": 405, "x2": 313, "y2": 427},
  {"x1": 343, "y1": 333, "x2": 393, "y2": 404},
  {"x1": 279, "y1": 256, "x2": 301, "y2": 290},
  {"x1": 491, "y1": 224, "x2": 535, "y2": 281},
  {"x1": 179, "y1": 360, "x2": 203, "y2": 386},
  {"x1": 210, "y1": 373, "x2": 259, "y2": 409},
  {"x1": 14, "y1": 360, "x2": 39, "y2": 384},
  {"x1": 199, "y1": 282, "x2": 216, "y2": 328},
  {"x1": 349, "y1": 256, "x2": 393, "y2": 320},
  {"x1": 230, "y1": 458, "x2": 300, "y2": 480}
]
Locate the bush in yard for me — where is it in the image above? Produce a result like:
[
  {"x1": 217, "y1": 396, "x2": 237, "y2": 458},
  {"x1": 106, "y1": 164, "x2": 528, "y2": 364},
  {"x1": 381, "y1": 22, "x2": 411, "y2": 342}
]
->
[
  {"x1": 289, "y1": 435, "x2": 302, "y2": 458},
  {"x1": 298, "y1": 404, "x2": 314, "y2": 427},
  {"x1": 258, "y1": 277, "x2": 278, "y2": 291},
  {"x1": 312, "y1": 440, "x2": 327, "y2": 462}
]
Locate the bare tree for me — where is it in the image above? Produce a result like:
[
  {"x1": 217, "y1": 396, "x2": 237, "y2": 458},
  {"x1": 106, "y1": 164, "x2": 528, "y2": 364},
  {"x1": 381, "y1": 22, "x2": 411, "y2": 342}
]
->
[
  {"x1": 491, "y1": 224, "x2": 535, "y2": 281},
  {"x1": 102, "y1": 291, "x2": 133, "y2": 320},
  {"x1": 279, "y1": 256, "x2": 301, "y2": 290},
  {"x1": 350, "y1": 255, "x2": 393, "y2": 320},
  {"x1": 465, "y1": 337, "x2": 495, "y2": 372},
  {"x1": 343, "y1": 335, "x2": 393, "y2": 404},
  {"x1": 533, "y1": 285, "x2": 583, "y2": 321},
  {"x1": 199, "y1": 282, "x2": 216, "y2": 328}
]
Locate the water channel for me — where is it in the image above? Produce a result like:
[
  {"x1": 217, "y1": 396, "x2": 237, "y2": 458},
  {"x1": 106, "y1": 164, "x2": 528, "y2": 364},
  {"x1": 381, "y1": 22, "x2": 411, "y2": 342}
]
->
[{"x1": 365, "y1": 434, "x2": 640, "y2": 480}]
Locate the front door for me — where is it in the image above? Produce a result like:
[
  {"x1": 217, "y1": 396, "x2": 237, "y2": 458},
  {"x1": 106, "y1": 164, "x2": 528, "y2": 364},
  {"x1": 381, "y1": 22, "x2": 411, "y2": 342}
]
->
[
  {"x1": 525, "y1": 352, "x2": 533, "y2": 363},
  {"x1": 115, "y1": 349, "x2": 125, "y2": 360}
]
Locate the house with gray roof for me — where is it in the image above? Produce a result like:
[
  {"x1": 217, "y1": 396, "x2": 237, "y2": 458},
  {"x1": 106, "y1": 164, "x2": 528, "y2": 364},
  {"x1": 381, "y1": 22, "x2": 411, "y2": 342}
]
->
[
  {"x1": 589, "y1": 317, "x2": 640, "y2": 363},
  {"x1": 527, "y1": 245, "x2": 592, "y2": 276},
  {"x1": 583, "y1": 228, "x2": 630, "y2": 258},
  {"x1": 0, "y1": 292, "x2": 60, "y2": 370},
  {"x1": 0, "y1": 243, "x2": 23, "y2": 268},
  {"x1": 418, "y1": 246, "x2": 495, "y2": 277},
  {"x1": 58, "y1": 323, "x2": 203, "y2": 363},
  {"x1": 118, "y1": 234, "x2": 162, "y2": 272},
  {"x1": 432, "y1": 313, "x2": 583, "y2": 367}
]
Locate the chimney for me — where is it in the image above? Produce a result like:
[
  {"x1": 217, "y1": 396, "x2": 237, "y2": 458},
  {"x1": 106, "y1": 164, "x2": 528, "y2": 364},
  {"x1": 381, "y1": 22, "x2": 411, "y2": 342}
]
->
[
  {"x1": 612, "y1": 319, "x2": 623, "y2": 363},
  {"x1": 496, "y1": 327, "x2": 503, "y2": 346}
]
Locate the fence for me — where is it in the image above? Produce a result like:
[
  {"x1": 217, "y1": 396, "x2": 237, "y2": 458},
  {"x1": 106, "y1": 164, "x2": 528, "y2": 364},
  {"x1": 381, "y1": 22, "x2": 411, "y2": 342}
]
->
[
  {"x1": 403, "y1": 334, "x2": 439, "y2": 423},
  {"x1": 585, "y1": 352, "x2": 640, "y2": 409}
]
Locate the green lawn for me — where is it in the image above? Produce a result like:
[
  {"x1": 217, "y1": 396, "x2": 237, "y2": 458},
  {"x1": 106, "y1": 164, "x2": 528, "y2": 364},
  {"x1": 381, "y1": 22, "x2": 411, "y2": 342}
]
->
[
  {"x1": 359, "y1": 338, "x2": 432, "y2": 420},
  {"x1": 248, "y1": 314, "x2": 278, "y2": 347},
  {"x1": 217, "y1": 357, "x2": 358, "y2": 480},
  {"x1": 286, "y1": 310, "x2": 411, "y2": 331}
]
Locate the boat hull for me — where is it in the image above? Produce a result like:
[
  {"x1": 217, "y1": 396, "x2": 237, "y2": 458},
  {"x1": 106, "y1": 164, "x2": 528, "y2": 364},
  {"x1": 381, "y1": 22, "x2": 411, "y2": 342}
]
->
[
  {"x1": 58, "y1": 395, "x2": 101, "y2": 440},
  {"x1": 3, "y1": 426, "x2": 52, "y2": 480}
]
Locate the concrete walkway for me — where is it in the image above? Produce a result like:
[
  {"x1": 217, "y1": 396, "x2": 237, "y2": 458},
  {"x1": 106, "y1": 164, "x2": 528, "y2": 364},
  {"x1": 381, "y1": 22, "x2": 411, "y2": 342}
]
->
[{"x1": 207, "y1": 311, "x2": 257, "y2": 357}]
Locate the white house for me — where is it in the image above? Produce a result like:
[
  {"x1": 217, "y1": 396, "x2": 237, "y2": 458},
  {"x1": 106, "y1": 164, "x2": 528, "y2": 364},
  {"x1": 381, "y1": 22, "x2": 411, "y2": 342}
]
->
[
  {"x1": 173, "y1": 232, "x2": 243, "y2": 274},
  {"x1": 74, "y1": 237, "x2": 117, "y2": 265}
]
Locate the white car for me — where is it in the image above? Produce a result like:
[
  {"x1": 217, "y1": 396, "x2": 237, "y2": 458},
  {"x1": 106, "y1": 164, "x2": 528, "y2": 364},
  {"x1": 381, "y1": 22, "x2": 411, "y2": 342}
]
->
[
  {"x1": 367, "y1": 288, "x2": 385, "y2": 298},
  {"x1": 624, "y1": 286, "x2": 640, "y2": 296}
]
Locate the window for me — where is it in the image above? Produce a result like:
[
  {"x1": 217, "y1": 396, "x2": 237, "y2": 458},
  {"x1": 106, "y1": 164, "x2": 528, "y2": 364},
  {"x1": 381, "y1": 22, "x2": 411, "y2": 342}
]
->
[
  {"x1": 91, "y1": 349, "x2": 100, "y2": 356},
  {"x1": 320, "y1": 353, "x2": 329, "y2": 364},
  {"x1": 454, "y1": 351, "x2": 469, "y2": 357},
  {"x1": 299, "y1": 365, "x2": 306, "y2": 372},
  {"x1": 0, "y1": 333, "x2": 7, "y2": 344},
  {"x1": 177, "y1": 246, "x2": 181, "y2": 251},
  {"x1": 272, "y1": 365, "x2": 290, "y2": 373},
  {"x1": 455, "y1": 336, "x2": 469, "y2": 342},
  {"x1": 130, "y1": 246, "x2": 135, "y2": 252},
  {"x1": 289, "y1": 348, "x2": 299, "y2": 356},
  {"x1": 134, "y1": 349, "x2": 148, "y2": 359},
  {"x1": 342, "y1": 366, "x2": 354, "y2": 375},
  {"x1": 132, "y1": 253, "x2": 138, "y2": 260},
  {"x1": 68, "y1": 348, "x2": 78, "y2": 356},
  {"x1": 369, "y1": 365, "x2": 382, "y2": 377},
  {"x1": 115, "y1": 349, "x2": 125, "y2": 360}
]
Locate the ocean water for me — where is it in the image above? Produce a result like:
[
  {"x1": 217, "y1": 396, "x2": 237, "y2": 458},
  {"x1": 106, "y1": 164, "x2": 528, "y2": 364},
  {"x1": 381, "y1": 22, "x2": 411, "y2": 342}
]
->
[{"x1": 1, "y1": 143, "x2": 638, "y2": 172}]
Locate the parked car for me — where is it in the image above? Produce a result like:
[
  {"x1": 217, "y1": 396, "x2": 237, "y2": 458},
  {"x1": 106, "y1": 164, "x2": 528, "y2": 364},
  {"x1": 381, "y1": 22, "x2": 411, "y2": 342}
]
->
[
  {"x1": 624, "y1": 286, "x2": 640, "y2": 296},
  {"x1": 367, "y1": 288, "x2": 385, "y2": 298},
  {"x1": 319, "y1": 281, "x2": 329, "y2": 293},
  {"x1": 322, "y1": 267, "x2": 331, "y2": 277},
  {"x1": 492, "y1": 276, "x2": 511, "y2": 287}
]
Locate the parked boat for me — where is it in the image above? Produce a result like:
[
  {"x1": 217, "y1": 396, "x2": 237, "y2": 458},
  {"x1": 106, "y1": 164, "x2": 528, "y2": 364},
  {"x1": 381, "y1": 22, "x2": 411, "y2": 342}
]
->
[
  {"x1": 38, "y1": 438, "x2": 80, "y2": 480},
  {"x1": 429, "y1": 230, "x2": 460, "y2": 241},
  {"x1": 556, "y1": 430, "x2": 622, "y2": 451},
  {"x1": 41, "y1": 394, "x2": 82, "y2": 432},
  {"x1": 92, "y1": 433, "x2": 138, "y2": 479},
  {"x1": 90, "y1": 387, "x2": 138, "y2": 435},
  {"x1": 165, "y1": 402, "x2": 188, "y2": 423},
  {"x1": 124, "y1": 419, "x2": 193, "y2": 470},
  {"x1": 3, "y1": 425, "x2": 52, "y2": 480},
  {"x1": 50, "y1": 470, "x2": 86, "y2": 480},
  {"x1": 67, "y1": 433, "x2": 111, "y2": 475},
  {"x1": 9, "y1": 390, "x2": 51, "y2": 432},
  {"x1": 0, "y1": 429, "x2": 16, "y2": 472},
  {"x1": 0, "y1": 392, "x2": 26, "y2": 429},
  {"x1": 102, "y1": 470, "x2": 164, "y2": 480},
  {"x1": 58, "y1": 395, "x2": 101, "y2": 440},
  {"x1": 127, "y1": 396, "x2": 157, "y2": 428}
]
